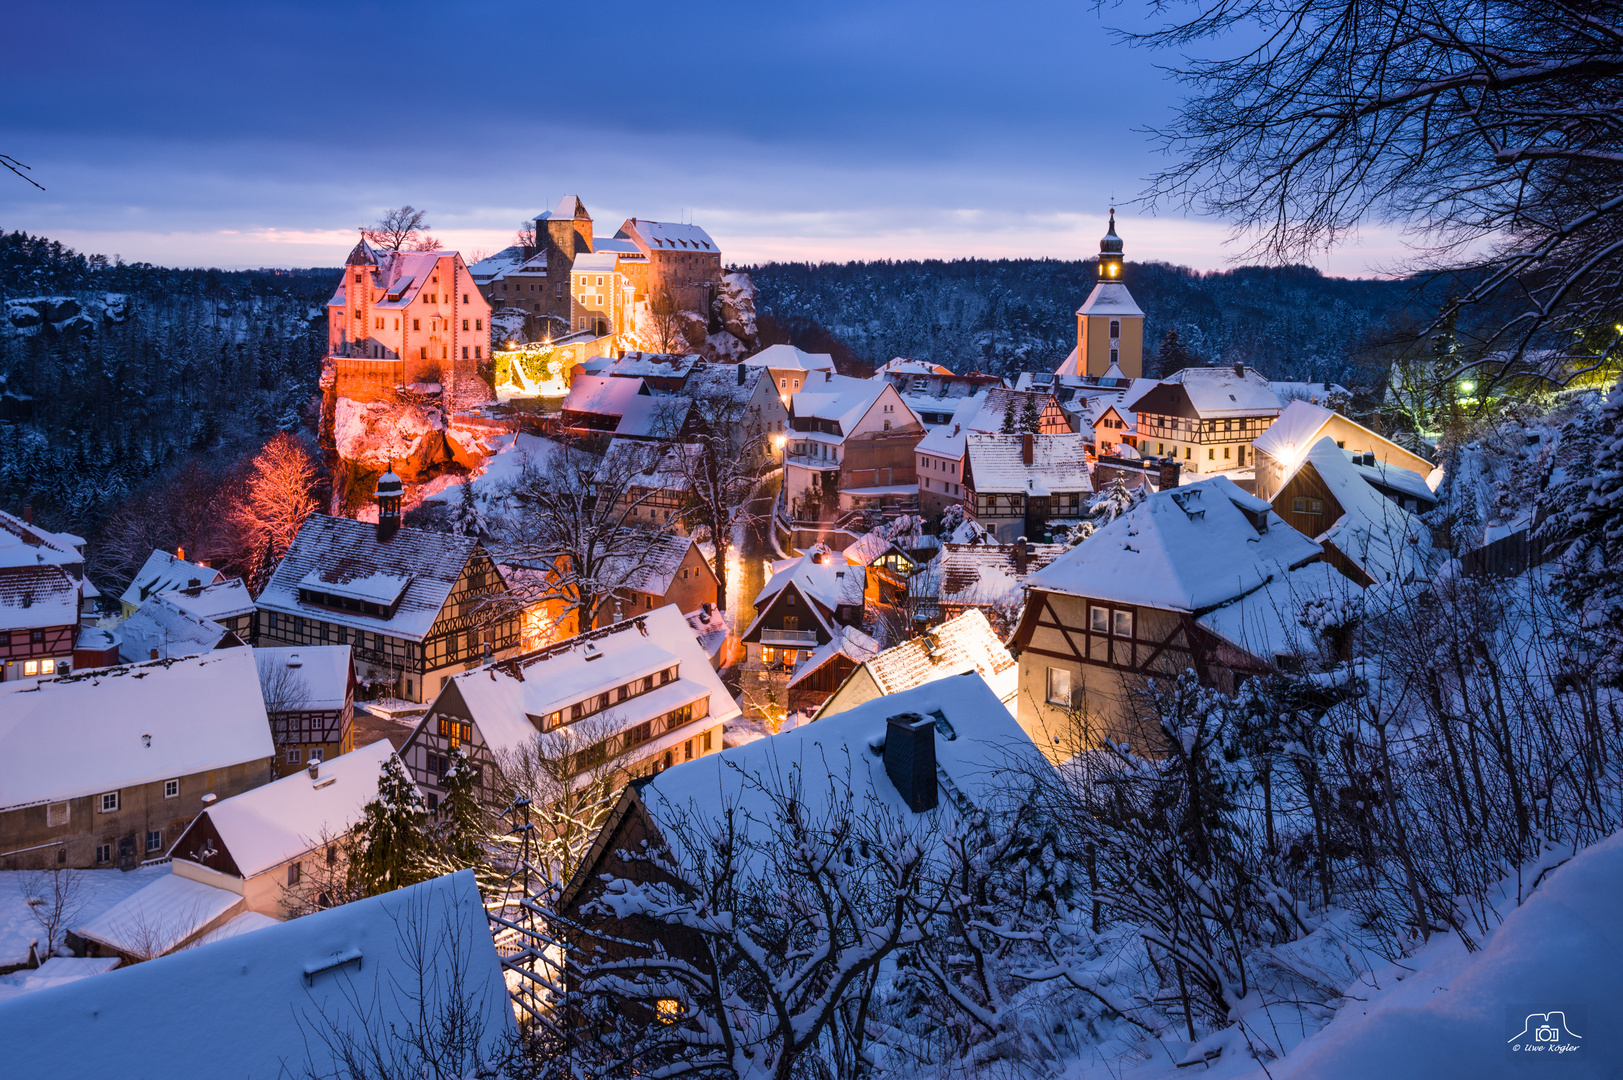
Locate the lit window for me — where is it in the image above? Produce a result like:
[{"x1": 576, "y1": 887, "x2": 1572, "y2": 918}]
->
[
  {"x1": 164, "y1": 779, "x2": 179, "y2": 799},
  {"x1": 1046, "y1": 666, "x2": 1073, "y2": 706},
  {"x1": 23, "y1": 660, "x2": 38, "y2": 676},
  {"x1": 99, "y1": 791, "x2": 119, "y2": 813},
  {"x1": 656, "y1": 999, "x2": 681, "y2": 1023},
  {"x1": 761, "y1": 646, "x2": 776, "y2": 664},
  {"x1": 1089, "y1": 606, "x2": 1108, "y2": 633}
]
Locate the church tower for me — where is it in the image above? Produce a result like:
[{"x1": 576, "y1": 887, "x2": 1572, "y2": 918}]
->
[{"x1": 1071, "y1": 210, "x2": 1144, "y2": 379}]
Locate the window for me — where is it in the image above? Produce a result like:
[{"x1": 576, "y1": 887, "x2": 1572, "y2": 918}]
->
[
  {"x1": 462, "y1": 347, "x2": 469, "y2": 359},
  {"x1": 288, "y1": 861, "x2": 302, "y2": 886},
  {"x1": 1292, "y1": 497, "x2": 1325, "y2": 515},
  {"x1": 761, "y1": 646, "x2": 777, "y2": 664},
  {"x1": 462, "y1": 319, "x2": 469, "y2": 331},
  {"x1": 1224, "y1": 446, "x2": 1231, "y2": 459},
  {"x1": 413, "y1": 319, "x2": 420, "y2": 331},
  {"x1": 163, "y1": 779, "x2": 179, "y2": 799},
  {"x1": 596, "y1": 276, "x2": 604, "y2": 286},
  {"x1": 463, "y1": 293, "x2": 469, "y2": 304},
  {"x1": 146, "y1": 830, "x2": 162, "y2": 853},
  {"x1": 475, "y1": 345, "x2": 482, "y2": 358},
  {"x1": 703, "y1": 730, "x2": 713, "y2": 751},
  {"x1": 1110, "y1": 319, "x2": 1120, "y2": 339},
  {"x1": 309, "y1": 748, "x2": 324, "y2": 763},
  {"x1": 287, "y1": 748, "x2": 302, "y2": 765},
  {"x1": 327, "y1": 845, "x2": 338, "y2": 866},
  {"x1": 1090, "y1": 606, "x2": 1108, "y2": 633},
  {"x1": 1046, "y1": 666, "x2": 1073, "y2": 706},
  {"x1": 420, "y1": 346, "x2": 428, "y2": 360},
  {"x1": 1113, "y1": 609, "x2": 1134, "y2": 638},
  {"x1": 99, "y1": 791, "x2": 119, "y2": 813},
  {"x1": 476, "y1": 318, "x2": 482, "y2": 330},
  {"x1": 23, "y1": 660, "x2": 38, "y2": 676},
  {"x1": 96, "y1": 844, "x2": 111, "y2": 864},
  {"x1": 1208, "y1": 448, "x2": 1216, "y2": 460}
]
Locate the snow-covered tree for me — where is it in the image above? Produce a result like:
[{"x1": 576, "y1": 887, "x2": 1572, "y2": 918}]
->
[{"x1": 349, "y1": 754, "x2": 431, "y2": 897}]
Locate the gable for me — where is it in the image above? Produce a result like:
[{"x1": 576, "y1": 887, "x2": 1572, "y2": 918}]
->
[
  {"x1": 168, "y1": 811, "x2": 245, "y2": 880},
  {"x1": 1132, "y1": 381, "x2": 1198, "y2": 421}
]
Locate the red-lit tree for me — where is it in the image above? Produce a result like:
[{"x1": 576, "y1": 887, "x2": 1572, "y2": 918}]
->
[{"x1": 232, "y1": 433, "x2": 320, "y2": 589}]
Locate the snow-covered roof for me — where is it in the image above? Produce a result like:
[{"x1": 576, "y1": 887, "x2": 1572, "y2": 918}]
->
[
  {"x1": 255, "y1": 645, "x2": 353, "y2": 713},
  {"x1": 256, "y1": 516, "x2": 481, "y2": 642},
  {"x1": 1142, "y1": 366, "x2": 1284, "y2": 420},
  {"x1": 0, "y1": 871, "x2": 512, "y2": 1080},
  {"x1": 539, "y1": 194, "x2": 591, "y2": 221},
  {"x1": 840, "y1": 532, "x2": 910, "y2": 568},
  {"x1": 0, "y1": 649, "x2": 273, "y2": 812},
  {"x1": 1026, "y1": 476, "x2": 1323, "y2": 613},
  {"x1": 937, "y1": 543, "x2": 1065, "y2": 609},
  {"x1": 467, "y1": 246, "x2": 524, "y2": 283},
  {"x1": 418, "y1": 605, "x2": 739, "y2": 761},
  {"x1": 176, "y1": 738, "x2": 396, "y2": 879},
  {"x1": 1251, "y1": 399, "x2": 1336, "y2": 463},
  {"x1": 572, "y1": 252, "x2": 620, "y2": 274},
  {"x1": 743, "y1": 548, "x2": 866, "y2": 641},
  {"x1": 592, "y1": 236, "x2": 644, "y2": 257},
  {"x1": 118, "y1": 549, "x2": 223, "y2": 609},
  {"x1": 1269, "y1": 380, "x2": 1350, "y2": 405},
  {"x1": 158, "y1": 576, "x2": 255, "y2": 622},
  {"x1": 635, "y1": 676, "x2": 1047, "y2": 869},
  {"x1": 1299, "y1": 438, "x2": 1435, "y2": 583},
  {"x1": 682, "y1": 359, "x2": 772, "y2": 403},
  {"x1": 1194, "y1": 560, "x2": 1353, "y2": 663},
  {"x1": 76, "y1": 872, "x2": 242, "y2": 959},
  {"x1": 605, "y1": 352, "x2": 701, "y2": 380},
  {"x1": 117, "y1": 593, "x2": 238, "y2": 663},
  {"x1": 0, "y1": 564, "x2": 78, "y2": 633},
  {"x1": 965, "y1": 433, "x2": 1093, "y2": 496},
  {"x1": 562, "y1": 373, "x2": 649, "y2": 418},
  {"x1": 879, "y1": 357, "x2": 954, "y2": 375},
  {"x1": 599, "y1": 437, "x2": 697, "y2": 490},
  {"x1": 193, "y1": 910, "x2": 278, "y2": 947},
  {"x1": 618, "y1": 217, "x2": 719, "y2": 253},
  {"x1": 744, "y1": 343, "x2": 835, "y2": 373},
  {"x1": 855, "y1": 609, "x2": 1016, "y2": 704},
  {"x1": 790, "y1": 373, "x2": 901, "y2": 433},
  {"x1": 598, "y1": 534, "x2": 705, "y2": 597},
  {"x1": 1075, "y1": 281, "x2": 1144, "y2": 317},
  {"x1": 0, "y1": 509, "x2": 83, "y2": 572},
  {"x1": 615, "y1": 393, "x2": 689, "y2": 439},
  {"x1": 787, "y1": 624, "x2": 882, "y2": 688},
  {"x1": 914, "y1": 394, "x2": 987, "y2": 458},
  {"x1": 0, "y1": 957, "x2": 120, "y2": 1004}
]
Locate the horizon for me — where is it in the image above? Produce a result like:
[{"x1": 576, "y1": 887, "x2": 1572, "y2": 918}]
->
[{"x1": 0, "y1": 1, "x2": 1413, "y2": 280}]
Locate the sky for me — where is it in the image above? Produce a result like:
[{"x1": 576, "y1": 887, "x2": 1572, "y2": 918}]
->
[{"x1": 0, "y1": 0, "x2": 1409, "y2": 275}]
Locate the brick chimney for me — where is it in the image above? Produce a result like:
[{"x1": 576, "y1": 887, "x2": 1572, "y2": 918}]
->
[
  {"x1": 21, "y1": 505, "x2": 32, "y2": 525},
  {"x1": 1159, "y1": 458, "x2": 1182, "y2": 491},
  {"x1": 736, "y1": 362, "x2": 746, "y2": 386},
  {"x1": 883, "y1": 712, "x2": 938, "y2": 813},
  {"x1": 1021, "y1": 432, "x2": 1034, "y2": 465},
  {"x1": 1014, "y1": 536, "x2": 1029, "y2": 574},
  {"x1": 376, "y1": 463, "x2": 404, "y2": 543},
  {"x1": 1234, "y1": 362, "x2": 1246, "y2": 379}
]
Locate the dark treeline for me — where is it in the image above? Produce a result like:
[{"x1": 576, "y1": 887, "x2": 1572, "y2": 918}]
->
[
  {"x1": 0, "y1": 230, "x2": 335, "y2": 575},
  {"x1": 746, "y1": 257, "x2": 1419, "y2": 385}
]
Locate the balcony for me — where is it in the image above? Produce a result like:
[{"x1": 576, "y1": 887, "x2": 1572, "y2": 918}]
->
[{"x1": 760, "y1": 628, "x2": 818, "y2": 645}]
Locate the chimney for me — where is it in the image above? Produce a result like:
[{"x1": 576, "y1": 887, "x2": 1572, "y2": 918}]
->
[
  {"x1": 1234, "y1": 362, "x2": 1245, "y2": 379},
  {"x1": 1159, "y1": 458, "x2": 1182, "y2": 491},
  {"x1": 375, "y1": 462, "x2": 404, "y2": 543},
  {"x1": 883, "y1": 713, "x2": 938, "y2": 813},
  {"x1": 1013, "y1": 536, "x2": 1029, "y2": 574},
  {"x1": 307, "y1": 759, "x2": 320, "y2": 781},
  {"x1": 150, "y1": 648, "x2": 159, "y2": 660},
  {"x1": 1021, "y1": 432, "x2": 1034, "y2": 465},
  {"x1": 176, "y1": 545, "x2": 186, "y2": 562},
  {"x1": 21, "y1": 505, "x2": 31, "y2": 525},
  {"x1": 736, "y1": 362, "x2": 746, "y2": 386},
  {"x1": 824, "y1": 370, "x2": 832, "y2": 383},
  {"x1": 186, "y1": 578, "x2": 202, "y2": 596}
]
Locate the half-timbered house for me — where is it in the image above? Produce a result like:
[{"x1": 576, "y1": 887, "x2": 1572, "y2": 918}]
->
[
  {"x1": 118, "y1": 548, "x2": 223, "y2": 619},
  {"x1": 254, "y1": 473, "x2": 519, "y2": 703},
  {"x1": 1, "y1": 509, "x2": 94, "y2": 682},
  {"x1": 399, "y1": 604, "x2": 738, "y2": 811},
  {"x1": 1010, "y1": 477, "x2": 1334, "y2": 759},
  {"x1": 963, "y1": 432, "x2": 1094, "y2": 542},
  {"x1": 1133, "y1": 365, "x2": 1284, "y2": 474},
  {"x1": 255, "y1": 646, "x2": 357, "y2": 775},
  {"x1": 159, "y1": 576, "x2": 256, "y2": 643}
]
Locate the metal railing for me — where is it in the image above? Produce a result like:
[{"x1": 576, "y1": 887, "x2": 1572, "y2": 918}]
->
[{"x1": 761, "y1": 628, "x2": 819, "y2": 644}]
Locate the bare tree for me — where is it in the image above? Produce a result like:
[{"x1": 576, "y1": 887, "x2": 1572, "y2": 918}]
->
[
  {"x1": 656, "y1": 370, "x2": 772, "y2": 611},
  {"x1": 257, "y1": 650, "x2": 315, "y2": 778},
  {"x1": 515, "y1": 219, "x2": 538, "y2": 258},
  {"x1": 490, "y1": 439, "x2": 673, "y2": 629},
  {"x1": 1137, "y1": 0, "x2": 1623, "y2": 400},
  {"x1": 363, "y1": 206, "x2": 433, "y2": 253},
  {"x1": 2, "y1": 154, "x2": 43, "y2": 190},
  {"x1": 642, "y1": 287, "x2": 687, "y2": 355},
  {"x1": 21, "y1": 868, "x2": 86, "y2": 959},
  {"x1": 492, "y1": 715, "x2": 627, "y2": 888}
]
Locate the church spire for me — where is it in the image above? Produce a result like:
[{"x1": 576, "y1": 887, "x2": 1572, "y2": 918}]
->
[{"x1": 1098, "y1": 208, "x2": 1124, "y2": 281}]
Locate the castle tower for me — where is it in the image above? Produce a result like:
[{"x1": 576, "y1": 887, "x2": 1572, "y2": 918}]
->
[
  {"x1": 533, "y1": 196, "x2": 594, "y2": 328},
  {"x1": 1072, "y1": 210, "x2": 1144, "y2": 379},
  {"x1": 341, "y1": 232, "x2": 379, "y2": 358}
]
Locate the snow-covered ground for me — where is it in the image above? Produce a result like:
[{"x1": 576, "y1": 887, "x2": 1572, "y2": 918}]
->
[{"x1": 0, "y1": 865, "x2": 168, "y2": 967}]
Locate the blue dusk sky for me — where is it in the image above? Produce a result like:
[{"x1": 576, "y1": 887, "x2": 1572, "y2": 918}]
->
[{"x1": 0, "y1": 0, "x2": 1405, "y2": 274}]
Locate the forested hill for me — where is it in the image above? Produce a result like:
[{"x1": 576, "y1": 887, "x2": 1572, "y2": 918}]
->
[
  {"x1": 746, "y1": 258, "x2": 1416, "y2": 385},
  {"x1": 0, "y1": 229, "x2": 334, "y2": 536}
]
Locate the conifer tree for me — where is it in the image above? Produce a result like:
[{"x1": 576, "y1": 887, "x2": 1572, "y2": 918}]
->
[
  {"x1": 434, "y1": 744, "x2": 488, "y2": 871},
  {"x1": 349, "y1": 754, "x2": 430, "y2": 897},
  {"x1": 1546, "y1": 379, "x2": 1623, "y2": 683},
  {"x1": 1021, "y1": 395, "x2": 1042, "y2": 433},
  {"x1": 1000, "y1": 395, "x2": 1017, "y2": 434}
]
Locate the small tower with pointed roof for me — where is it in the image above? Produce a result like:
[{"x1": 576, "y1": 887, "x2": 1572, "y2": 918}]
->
[
  {"x1": 1072, "y1": 209, "x2": 1145, "y2": 379},
  {"x1": 376, "y1": 463, "x2": 403, "y2": 543}
]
